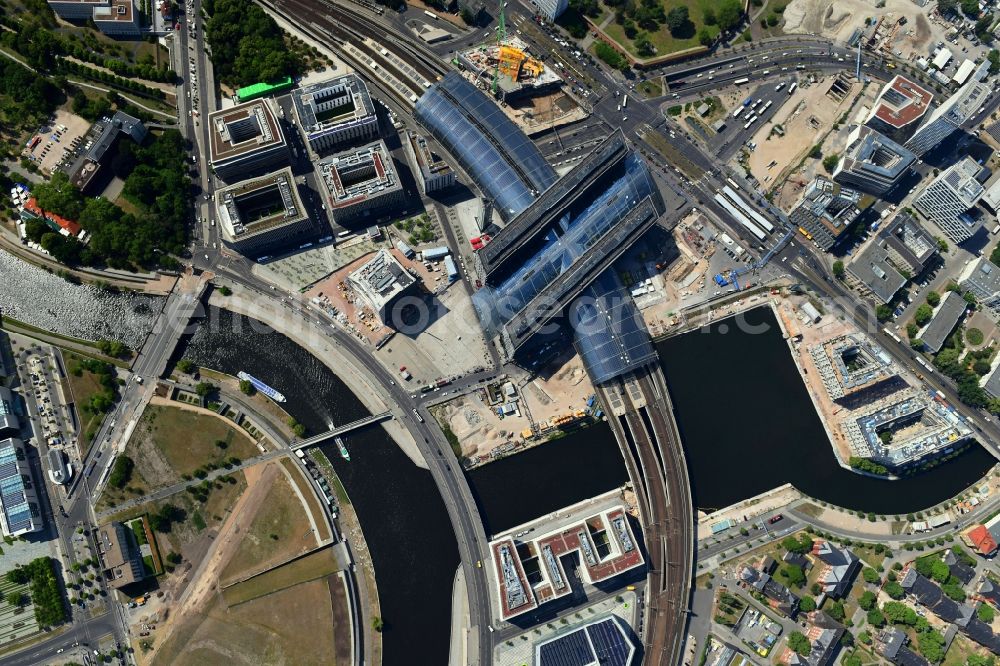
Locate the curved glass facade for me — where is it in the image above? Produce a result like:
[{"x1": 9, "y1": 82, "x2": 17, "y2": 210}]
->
[
  {"x1": 472, "y1": 152, "x2": 657, "y2": 335},
  {"x1": 415, "y1": 73, "x2": 556, "y2": 219}
]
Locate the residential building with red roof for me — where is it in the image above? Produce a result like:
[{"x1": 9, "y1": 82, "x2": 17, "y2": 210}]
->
[
  {"x1": 20, "y1": 197, "x2": 84, "y2": 239},
  {"x1": 964, "y1": 525, "x2": 998, "y2": 557}
]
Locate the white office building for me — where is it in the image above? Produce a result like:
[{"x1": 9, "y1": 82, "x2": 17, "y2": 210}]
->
[
  {"x1": 913, "y1": 156, "x2": 984, "y2": 243},
  {"x1": 906, "y1": 62, "x2": 990, "y2": 156},
  {"x1": 292, "y1": 75, "x2": 378, "y2": 154},
  {"x1": 531, "y1": 0, "x2": 568, "y2": 20}
]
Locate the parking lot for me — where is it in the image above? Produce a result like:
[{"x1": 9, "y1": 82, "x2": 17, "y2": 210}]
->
[
  {"x1": 21, "y1": 110, "x2": 91, "y2": 176},
  {"x1": 733, "y1": 605, "x2": 783, "y2": 658}
]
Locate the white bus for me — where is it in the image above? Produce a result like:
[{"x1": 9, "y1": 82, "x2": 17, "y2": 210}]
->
[
  {"x1": 763, "y1": 99, "x2": 773, "y2": 111},
  {"x1": 622, "y1": 95, "x2": 628, "y2": 108},
  {"x1": 734, "y1": 77, "x2": 749, "y2": 85},
  {"x1": 424, "y1": 9, "x2": 437, "y2": 19},
  {"x1": 992, "y1": 224, "x2": 1000, "y2": 234},
  {"x1": 788, "y1": 82, "x2": 798, "y2": 94},
  {"x1": 733, "y1": 106, "x2": 745, "y2": 119},
  {"x1": 727, "y1": 177, "x2": 741, "y2": 190},
  {"x1": 337, "y1": 230, "x2": 353, "y2": 238}
]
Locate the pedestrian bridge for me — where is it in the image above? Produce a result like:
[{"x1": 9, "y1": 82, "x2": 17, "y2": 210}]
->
[{"x1": 290, "y1": 411, "x2": 394, "y2": 450}]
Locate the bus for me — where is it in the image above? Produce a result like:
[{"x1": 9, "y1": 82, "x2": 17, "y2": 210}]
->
[
  {"x1": 733, "y1": 106, "x2": 745, "y2": 119},
  {"x1": 763, "y1": 99, "x2": 773, "y2": 111},
  {"x1": 727, "y1": 177, "x2": 741, "y2": 190},
  {"x1": 337, "y1": 230, "x2": 353, "y2": 238},
  {"x1": 788, "y1": 82, "x2": 798, "y2": 94},
  {"x1": 424, "y1": 9, "x2": 437, "y2": 19},
  {"x1": 622, "y1": 95, "x2": 628, "y2": 108},
  {"x1": 734, "y1": 77, "x2": 749, "y2": 85},
  {"x1": 992, "y1": 224, "x2": 1000, "y2": 235}
]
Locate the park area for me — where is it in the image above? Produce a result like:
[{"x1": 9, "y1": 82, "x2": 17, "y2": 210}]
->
[
  {"x1": 97, "y1": 402, "x2": 258, "y2": 510},
  {"x1": 218, "y1": 469, "x2": 320, "y2": 586},
  {"x1": 588, "y1": 0, "x2": 742, "y2": 62}
]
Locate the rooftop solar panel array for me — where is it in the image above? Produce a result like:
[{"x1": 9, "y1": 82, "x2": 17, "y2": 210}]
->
[
  {"x1": 0, "y1": 441, "x2": 33, "y2": 534},
  {"x1": 536, "y1": 617, "x2": 635, "y2": 666}
]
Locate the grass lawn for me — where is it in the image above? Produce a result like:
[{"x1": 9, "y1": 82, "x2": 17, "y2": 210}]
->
[
  {"x1": 221, "y1": 548, "x2": 340, "y2": 607},
  {"x1": 151, "y1": 577, "x2": 340, "y2": 666},
  {"x1": 942, "y1": 634, "x2": 987, "y2": 666},
  {"x1": 279, "y1": 458, "x2": 330, "y2": 542},
  {"x1": 600, "y1": 0, "x2": 719, "y2": 58},
  {"x1": 637, "y1": 77, "x2": 663, "y2": 98},
  {"x1": 141, "y1": 405, "x2": 257, "y2": 479},
  {"x1": 219, "y1": 472, "x2": 317, "y2": 585},
  {"x1": 62, "y1": 351, "x2": 112, "y2": 453}
]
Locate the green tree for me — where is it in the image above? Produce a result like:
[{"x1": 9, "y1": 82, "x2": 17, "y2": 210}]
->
[
  {"x1": 884, "y1": 581, "x2": 906, "y2": 600},
  {"x1": 914, "y1": 304, "x2": 934, "y2": 326},
  {"x1": 822, "y1": 154, "x2": 840, "y2": 173},
  {"x1": 176, "y1": 358, "x2": 195, "y2": 374},
  {"x1": 799, "y1": 596, "x2": 816, "y2": 612},
  {"x1": 937, "y1": 237, "x2": 949, "y2": 253},
  {"x1": 989, "y1": 49, "x2": 1000, "y2": 75},
  {"x1": 635, "y1": 33, "x2": 654, "y2": 57},
  {"x1": 961, "y1": 0, "x2": 980, "y2": 17},
  {"x1": 978, "y1": 603, "x2": 995, "y2": 623},
  {"x1": 782, "y1": 565, "x2": 805, "y2": 587},
  {"x1": 809, "y1": 144, "x2": 823, "y2": 159},
  {"x1": 781, "y1": 533, "x2": 814, "y2": 554},
  {"x1": 918, "y1": 630, "x2": 946, "y2": 663},
  {"x1": 717, "y1": 0, "x2": 744, "y2": 31},
  {"x1": 867, "y1": 608, "x2": 886, "y2": 627},
  {"x1": 238, "y1": 379, "x2": 256, "y2": 396},
  {"x1": 862, "y1": 567, "x2": 880, "y2": 584},
  {"x1": 195, "y1": 382, "x2": 215, "y2": 397},
  {"x1": 665, "y1": 5, "x2": 690, "y2": 34},
  {"x1": 107, "y1": 456, "x2": 134, "y2": 489},
  {"x1": 7, "y1": 592, "x2": 25, "y2": 607},
  {"x1": 937, "y1": 0, "x2": 959, "y2": 14},
  {"x1": 787, "y1": 631, "x2": 811, "y2": 656},
  {"x1": 698, "y1": 28, "x2": 714, "y2": 47},
  {"x1": 876, "y1": 304, "x2": 894, "y2": 322},
  {"x1": 926, "y1": 291, "x2": 941, "y2": 307},
  {"x1": 859, "y1": 591, "x2": 877, "y2": 610},
  {"x1": 906, "y1": 323, "x2": 919, "y2": 339},
  {"x1": 703, "y1": 7, "x2": 717, "y2": 24},
  {"x1": 883, "y1": 600, "x2": 917, "y2": 623},
  {"x1": 371, "y1": 616, "x2": 384, "y2": 632},
  {"x1": 967, "y1": 328, "x2": 985, "y2": 345},
  {"x1": 832, "y1": 260, "x2": 845, "y2": 278},
  {"x1": 825, "y1": 600, "x2": 846, "y2": 622}
]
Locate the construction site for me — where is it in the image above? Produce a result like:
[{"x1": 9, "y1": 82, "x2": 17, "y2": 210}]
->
[
  {"x1": 433, "y1": 349, "x2": 598, "y2": 467},
  {"x1": 776, "y1": 299, "x2": 976, "y2": 473}
]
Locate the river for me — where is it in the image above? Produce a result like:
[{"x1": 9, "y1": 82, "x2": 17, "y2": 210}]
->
[{"x1": 175, "y1": 307, "x2": 459, "y2": 666}]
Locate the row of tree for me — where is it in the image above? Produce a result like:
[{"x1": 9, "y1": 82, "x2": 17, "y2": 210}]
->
[{"x1": 6, "y1": 558, "x2": 67, "y2": 628}]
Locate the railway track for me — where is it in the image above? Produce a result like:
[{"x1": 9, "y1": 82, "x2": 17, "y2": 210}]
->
[{"x1": 598, "y1": 364, "x2": 694, "y2": 665}]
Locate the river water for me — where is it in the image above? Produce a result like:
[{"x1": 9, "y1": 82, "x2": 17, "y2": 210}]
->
[
  {"x1": 175, "y1": 307, "x2": 458, "y2": 666},
  {"x1": 0, "y1": 249, "x2": 162, "y2": 348},
  {"x1": 656, "y1": 306, "x2": 996, "y2": 515}
]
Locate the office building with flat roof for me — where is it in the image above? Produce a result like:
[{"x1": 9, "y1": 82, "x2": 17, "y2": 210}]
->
[
  {"x1": 833, "y1": 125, "x2": 915, "y2": 196},
  {"x1": 808, "y1": 334, "x2": 904, "y2": 406},
  {"x1": 208, "y1": 99, "x2": 288, "y2": 182},
  {"x1": 92, "y1": 0, "x2": 140, "y2": 37},
  {"x1": 917, "y1": 290, "x2": 967, "y2": 352},
  {"x1": 490, "y1": 504, "x2": 644, "y2": 620},
  {"x1": 0, "y1": 438, "x2": 41, "y2": 537},
  {"x1": 347, "y1": 249, "x2": 420, "y2": 325},
  {"x1": 97, "y1": 521, "x2": 146, "y2": 589},
  {"x1": 216, "y1": 167, "x2": 314, "y2": 255},
  {"x1": 847, "y1": 241, "x2": 908, "y2": 304},
  {"x1": 532, "y1": 0, "x2": 568, "y2": 19},
  {"x1": 48, "y1": 0, "x2": 140, "y2": 37},
  {"x1": 790, "y1": 177, "x2": 865, "y2": 251},
  {"x1": 914, "y1": 156, "x2": 984, "y2": 243},
  {"x1": 959, "y1": 256, "x2": 1000, "y2": 320},
  {"x1": 864, "y1": 76, "x2": 933, "y2": 144},
  {"x1": 403, "y1": 131, "x2": 455, "y2": 195},
  {"x1": 878, "y1": 212, "x2": 938, "y2": 277},
  {"x1": 0, "y1": 387, "x2": 18, "y2": 436},
  {"x1": 906, "y1": 66, "x2": 990, "y2": 156},
  {"x1": 536, "y1": 616, "x2": 637, "y2": 666},
  {"x1": 66, "y1": 111, "x2": 147, "y2": 194},
  {"x1": 292, "y1": 74, "x2": 378, "y2": 153},
  {"x1": 318, "y1": 140, "x2": 405, "y2": 225},
  {"x1": 841, "y1": 388, "x2": 973, "y2": 470}
]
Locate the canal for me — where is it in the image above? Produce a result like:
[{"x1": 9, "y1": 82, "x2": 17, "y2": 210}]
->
[
  {"x1": 657, "y1": 306, "x2": 996, "y2": 515},
  {"x1": 175, "y1": 307, "x2": 459, "y2": 666}
]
